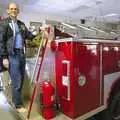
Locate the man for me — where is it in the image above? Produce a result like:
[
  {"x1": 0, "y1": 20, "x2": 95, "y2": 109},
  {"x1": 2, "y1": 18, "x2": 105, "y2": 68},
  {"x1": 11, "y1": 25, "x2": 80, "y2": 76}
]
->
[{"x1": 0, "y1": 3, "x2": 35, "y2": 112}]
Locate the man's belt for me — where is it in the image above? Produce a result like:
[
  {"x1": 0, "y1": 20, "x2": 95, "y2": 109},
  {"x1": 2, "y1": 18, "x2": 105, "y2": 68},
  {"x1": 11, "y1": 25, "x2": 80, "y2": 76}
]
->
[{"x1": 14, "y1": 48, "x2": 24, "y2": 53}]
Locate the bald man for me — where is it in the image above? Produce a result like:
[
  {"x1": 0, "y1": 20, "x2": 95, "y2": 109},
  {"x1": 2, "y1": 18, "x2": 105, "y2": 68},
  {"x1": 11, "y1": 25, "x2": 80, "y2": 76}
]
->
[{"x1": 0, "y1": 3, "x2": 35, "y2": 111}]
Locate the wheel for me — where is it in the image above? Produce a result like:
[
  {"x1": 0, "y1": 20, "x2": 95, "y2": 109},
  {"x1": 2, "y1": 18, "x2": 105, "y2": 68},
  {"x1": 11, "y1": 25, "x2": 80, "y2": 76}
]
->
[{"x1": 106, "y1": 91, "x2": 120, "y2": 120}]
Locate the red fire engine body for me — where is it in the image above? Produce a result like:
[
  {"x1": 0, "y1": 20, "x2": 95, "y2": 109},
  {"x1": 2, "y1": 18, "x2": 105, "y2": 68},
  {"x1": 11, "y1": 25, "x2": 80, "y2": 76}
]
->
[{"x1": 54, "y1": 37, "x2": 120, "y2": 120}]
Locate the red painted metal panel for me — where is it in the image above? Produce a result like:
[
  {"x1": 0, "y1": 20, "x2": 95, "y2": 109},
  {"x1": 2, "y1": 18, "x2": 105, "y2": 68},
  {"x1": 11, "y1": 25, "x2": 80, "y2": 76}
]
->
[
  {"x1": 103, "y1": 45, "x2": 120, "y2": 75},
  {"x1": 55, "y1": 41, "x2": 101, "y2": 118}
]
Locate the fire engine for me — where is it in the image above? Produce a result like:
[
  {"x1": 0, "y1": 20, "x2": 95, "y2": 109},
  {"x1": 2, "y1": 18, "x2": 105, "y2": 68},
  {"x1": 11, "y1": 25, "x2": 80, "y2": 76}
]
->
[
  {"x1": 28, "y1": 22, "x2": 120, "y2": 120},
  {"x1": 53, "y1": 37, "x2": 120, "y2": 120},
  {"x1": 49, "y1": 22, "x2": 120, "y2": 120}
]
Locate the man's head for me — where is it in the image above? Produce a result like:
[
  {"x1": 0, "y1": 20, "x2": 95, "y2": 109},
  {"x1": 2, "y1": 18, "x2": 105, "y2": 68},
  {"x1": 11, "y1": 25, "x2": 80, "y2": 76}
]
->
[{"x1": 7, "y1": 3, "x2": 19, "y2": 19}]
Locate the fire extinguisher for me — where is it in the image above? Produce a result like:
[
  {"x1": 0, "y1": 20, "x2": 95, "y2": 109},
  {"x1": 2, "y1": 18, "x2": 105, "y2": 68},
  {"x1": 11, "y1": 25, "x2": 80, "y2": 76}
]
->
[{"x1": 41, "y1": 81, "x2": 56, "y2": 119}]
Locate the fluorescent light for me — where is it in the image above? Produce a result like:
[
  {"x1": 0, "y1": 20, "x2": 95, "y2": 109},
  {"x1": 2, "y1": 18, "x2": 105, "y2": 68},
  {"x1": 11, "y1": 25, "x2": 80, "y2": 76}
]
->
[
  {"x1": 90, "y1": 27, "x2": 107, "y2": 33},
  {"x1": 61, "y1": 22, "x2": 76, "y2": 29},
  {"x1": 100, "y1": 13, "x2": 119, "y2": 18},
  {"x1": 104, "y1": 13, "x2": 118, "y2": 17},
  {"x1": 110, "y1": 31, "x2": 117, "y2": 35},
  {"x1": 77, "y1": 25, "x2": 94, "y2": 31}
]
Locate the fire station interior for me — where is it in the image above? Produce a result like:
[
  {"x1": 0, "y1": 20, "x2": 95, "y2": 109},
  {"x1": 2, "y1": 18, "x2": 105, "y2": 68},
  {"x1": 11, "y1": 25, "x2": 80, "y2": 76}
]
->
[{"x1": 1, "y1": 0, "x2": 120, "y2": 120}]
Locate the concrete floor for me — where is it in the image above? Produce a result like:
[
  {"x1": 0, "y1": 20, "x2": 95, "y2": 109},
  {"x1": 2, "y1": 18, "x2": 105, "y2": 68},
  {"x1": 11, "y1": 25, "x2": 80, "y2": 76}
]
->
[{"x1": 0, "y1": 92, "x2": 22, "y2": 120}]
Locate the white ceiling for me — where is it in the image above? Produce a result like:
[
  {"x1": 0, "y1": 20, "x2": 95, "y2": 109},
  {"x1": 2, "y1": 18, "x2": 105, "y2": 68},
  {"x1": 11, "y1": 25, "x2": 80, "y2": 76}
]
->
[{"x1": 1, "y1": 0, "x2": 120, "y2": 23}]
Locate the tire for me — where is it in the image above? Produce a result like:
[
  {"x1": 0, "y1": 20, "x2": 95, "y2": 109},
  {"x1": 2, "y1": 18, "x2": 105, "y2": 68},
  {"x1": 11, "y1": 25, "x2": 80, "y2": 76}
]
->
[{"x1": 105, "y1": 91, "x2": 120, "y2": 120}]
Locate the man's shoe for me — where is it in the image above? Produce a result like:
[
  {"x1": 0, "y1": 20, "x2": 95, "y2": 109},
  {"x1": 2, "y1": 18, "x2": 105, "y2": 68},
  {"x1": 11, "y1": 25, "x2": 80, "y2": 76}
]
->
[{"x1": 16, "y1": 107, "x2": 27, "y2": 113}]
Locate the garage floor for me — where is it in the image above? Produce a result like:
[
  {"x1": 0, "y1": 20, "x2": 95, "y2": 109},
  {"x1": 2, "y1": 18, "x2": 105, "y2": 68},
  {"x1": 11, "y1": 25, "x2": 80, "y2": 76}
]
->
[{"x1": 0, "y1": 92, "x2": 22, "y2": 120}]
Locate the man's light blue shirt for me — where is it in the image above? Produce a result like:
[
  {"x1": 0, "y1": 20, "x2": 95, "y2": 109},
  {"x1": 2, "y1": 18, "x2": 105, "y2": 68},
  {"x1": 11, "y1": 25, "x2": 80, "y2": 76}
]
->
[{"x1": 14, "y1": 23, "x2": 23, "y2": 49}]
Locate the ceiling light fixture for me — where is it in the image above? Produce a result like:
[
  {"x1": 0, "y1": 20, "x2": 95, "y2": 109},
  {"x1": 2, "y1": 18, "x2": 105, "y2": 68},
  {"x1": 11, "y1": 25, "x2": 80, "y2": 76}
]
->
[
  {"x1": 103, "y1": 13, "x2": 119, "y2": 17},
  {"x1": 61, "y1": 22, "x2": 76, "y2": 29},
  {"x1": 77, "y1": 25, "x2": 94, "y2": 31},
  {"x1": 90, "y1": 27, "x2": 107, "y2": 34}
]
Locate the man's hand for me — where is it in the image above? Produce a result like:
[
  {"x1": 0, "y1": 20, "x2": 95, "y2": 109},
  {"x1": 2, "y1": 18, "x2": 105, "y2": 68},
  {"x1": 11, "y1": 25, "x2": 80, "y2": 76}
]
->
[{"x1": 3, "y1": 58, "x2": 9, "y2": 69}]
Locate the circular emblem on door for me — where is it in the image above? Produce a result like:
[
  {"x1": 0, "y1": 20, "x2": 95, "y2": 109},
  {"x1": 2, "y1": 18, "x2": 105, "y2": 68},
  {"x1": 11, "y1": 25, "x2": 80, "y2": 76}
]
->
[{"x1": 78, "y1": 75, "x2": 86, "y2": 86}]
